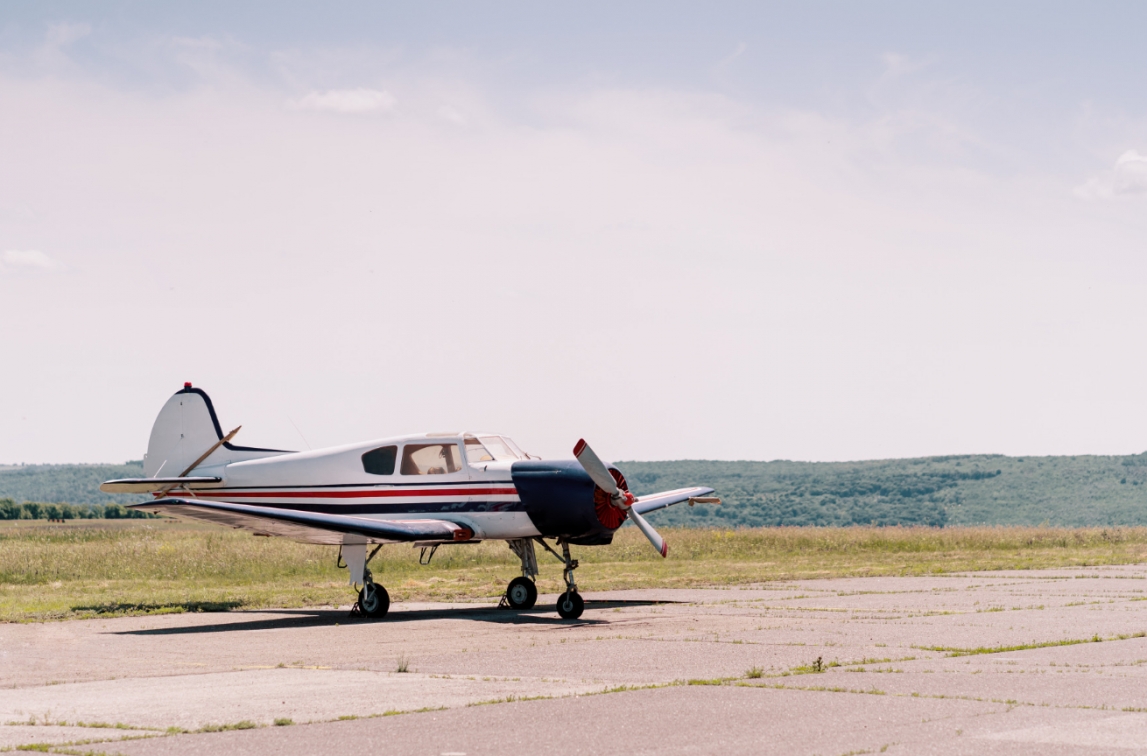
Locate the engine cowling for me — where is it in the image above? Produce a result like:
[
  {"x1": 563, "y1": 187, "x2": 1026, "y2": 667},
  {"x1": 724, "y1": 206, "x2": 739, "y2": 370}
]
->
[{"x1": 511, "y1": 460, "x2": 630, "y2": 545}]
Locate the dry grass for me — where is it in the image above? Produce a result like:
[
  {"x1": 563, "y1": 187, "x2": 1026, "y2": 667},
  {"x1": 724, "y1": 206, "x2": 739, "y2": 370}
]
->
[{"x1": 2, "y1": 520, "x2": 1146, "y2": 622}]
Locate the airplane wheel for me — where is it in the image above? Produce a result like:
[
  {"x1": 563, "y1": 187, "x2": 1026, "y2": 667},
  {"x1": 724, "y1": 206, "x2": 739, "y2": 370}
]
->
[
  {"x1": 359, "y1": 582, "x2": 390, "y2": 619},
  {"x1": 505, "y1": 577, "x2": 537, "y2": 610},
  {"x1": 556, "y1": 590, "x2": 584, "y2": 620}
]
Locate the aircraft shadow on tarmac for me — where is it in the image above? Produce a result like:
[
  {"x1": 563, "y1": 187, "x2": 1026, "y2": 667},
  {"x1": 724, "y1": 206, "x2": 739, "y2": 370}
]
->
[{"x1": 109, "y1": 599, "x2": 679, "y2": 636}]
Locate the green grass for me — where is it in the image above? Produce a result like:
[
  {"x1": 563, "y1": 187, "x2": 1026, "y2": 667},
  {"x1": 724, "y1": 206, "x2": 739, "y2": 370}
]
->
[
  {"x1": 3, "y1": 520, "x2": 1147, "y2": 622},
  {"x1": 196, "y1": 720, "x2": 258, "y2": 733},
  {"x1": 916, "y1": 631, "x2": 1147, "y2": 657}
]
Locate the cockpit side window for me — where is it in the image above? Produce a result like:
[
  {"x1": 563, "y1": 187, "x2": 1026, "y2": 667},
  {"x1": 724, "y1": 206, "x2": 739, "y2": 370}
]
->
[
  {"x1": 361, "y1": 446, "x2": 397, "y2": 476},
  {"x1": 401, "y1": 443, "x2": 463, "y2": 475}
]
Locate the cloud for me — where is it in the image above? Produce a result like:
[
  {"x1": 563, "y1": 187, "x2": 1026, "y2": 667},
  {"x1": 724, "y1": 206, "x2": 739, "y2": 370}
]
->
[
  {"x1": 289, "y1": 88, "x2": 396, "y2": 114},
  {"x1": 1076, "y1": 150, "x2": 1147, "y2": 199},
  {"x1": 715, "y1": 42, "x2": 746, "y2": 70},
  {"x1": 438, "y1": 104, "x2": 466, "y2": 125},
  {"x1": 1, "y1": 250, "x2": 65, "y2": 272},
  {"x1": 5, "y1": 41, "x2": 1147, "y2": 464},
  {"x1": 45, "y1": 22, "x2": 91, "y2": 49},
  {"x1": 34, "y1": 22, "x2": 91, "y2": 68}
]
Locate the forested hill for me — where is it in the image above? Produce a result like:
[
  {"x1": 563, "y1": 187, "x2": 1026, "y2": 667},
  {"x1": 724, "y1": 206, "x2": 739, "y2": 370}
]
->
[
  {"x1": 0, "y1": 462, "x2": 145, "y2": 506},
  {"x1": 620, "y1": 454, "x2": 1147, "y2": 528},
  {"x1": 4, "y1": 453, "x2": 1147, "y2": 526}
]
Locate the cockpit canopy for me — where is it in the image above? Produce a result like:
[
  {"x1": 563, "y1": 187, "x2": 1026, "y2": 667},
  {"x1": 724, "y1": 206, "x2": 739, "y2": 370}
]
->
[{"x1": 360, "y1": 434, "x2": 528, "y2": 476}]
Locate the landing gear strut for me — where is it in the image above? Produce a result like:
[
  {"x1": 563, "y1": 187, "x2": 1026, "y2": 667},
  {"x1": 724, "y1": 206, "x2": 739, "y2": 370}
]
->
[{"x1": 504, "y1": 539, "x2": 539, "y2": 609}]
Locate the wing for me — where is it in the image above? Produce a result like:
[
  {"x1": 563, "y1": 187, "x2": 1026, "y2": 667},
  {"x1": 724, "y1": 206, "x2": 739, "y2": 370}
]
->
[
  {"x1": 631, "y1": 486, "x2": 717, "y2": 516},
  {"x1": 129, "y1": 498, "x2": 473, "y2": 546}
]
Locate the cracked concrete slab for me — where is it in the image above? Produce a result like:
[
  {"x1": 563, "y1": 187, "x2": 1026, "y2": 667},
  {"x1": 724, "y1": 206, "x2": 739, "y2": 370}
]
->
[{"x1": 4, "y1": 566, "x2": 1147, "y2": 754}]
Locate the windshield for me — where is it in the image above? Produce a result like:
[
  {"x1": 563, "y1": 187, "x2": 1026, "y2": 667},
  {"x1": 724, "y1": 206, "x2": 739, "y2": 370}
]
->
[
  {"x1": 501, "y1": 436, "x2": 526, "y2": 458},
  {"x1": 478, "y1": 436, "x2": 520, "y2": 461},
  {"x1": 465, "y1": 436, "x2": 521, "y2": 463},
  {"x1": 465, "y1": 437, "x2": 494, "y2": 464}
]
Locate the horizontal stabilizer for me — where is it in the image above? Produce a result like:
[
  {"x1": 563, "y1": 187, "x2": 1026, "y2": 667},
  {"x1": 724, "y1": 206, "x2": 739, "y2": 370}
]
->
[
  {"x1": 128, "y1": 498, "x2": 474, "y2": 546},
  {"x1": 632, "y1": 486, "x2": 717, "y2": 516},
  {"x1": 100, "y1": 477, "x2": 222, "y2": 494}
]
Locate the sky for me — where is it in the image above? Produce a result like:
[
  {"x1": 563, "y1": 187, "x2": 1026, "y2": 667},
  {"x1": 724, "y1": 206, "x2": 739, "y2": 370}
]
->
[{"x1": 2, "y1": 2, "x2": 1147, "y2": 465}]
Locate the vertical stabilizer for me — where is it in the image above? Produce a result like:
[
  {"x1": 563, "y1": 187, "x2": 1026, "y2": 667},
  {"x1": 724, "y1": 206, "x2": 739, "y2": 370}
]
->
[{"x1": 143, "y1": 384, "x2": 290, "y2": 478}]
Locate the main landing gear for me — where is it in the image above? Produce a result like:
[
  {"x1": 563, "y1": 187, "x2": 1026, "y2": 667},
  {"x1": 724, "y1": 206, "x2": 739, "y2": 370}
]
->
[
  {"x1": 505, "y1": 576, "x2": 538, "y2": 609},
  {"x1": 346, "y1": 544, "x2": 390, "y2": 619},
  {"x1": 504, "y1": 539, "x2": 539, "y2": 610},
  {"x1": 358, "y1": 578, "x2": 390, "y2": 618}
]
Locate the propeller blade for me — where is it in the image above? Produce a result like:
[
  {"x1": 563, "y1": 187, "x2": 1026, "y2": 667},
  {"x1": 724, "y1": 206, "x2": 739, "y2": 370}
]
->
[
  {"x1": 573, "y1": 439, "x2": 620, "y2": 495},
  {"x1": 573, "y1": 438, "x2": 668, "y2": 558},
  {"x1": 629, "y1": 508, "x2": 668, "y2": 558}
]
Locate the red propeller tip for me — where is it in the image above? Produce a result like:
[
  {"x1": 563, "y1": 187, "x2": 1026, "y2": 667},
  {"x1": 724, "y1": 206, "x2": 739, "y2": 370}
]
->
[{"x1": 573, "y1": 439, "x2": 587, "y2": 456}]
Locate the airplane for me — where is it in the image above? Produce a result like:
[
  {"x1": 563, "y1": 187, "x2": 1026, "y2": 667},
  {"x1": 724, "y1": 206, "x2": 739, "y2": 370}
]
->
[{"x1": 101, "y1": 384, "x2": 719, "y2": 620}]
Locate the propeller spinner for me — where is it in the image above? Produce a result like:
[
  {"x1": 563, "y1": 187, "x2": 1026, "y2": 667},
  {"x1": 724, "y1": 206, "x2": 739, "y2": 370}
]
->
[{"x1": 573, "y1": 439, "x2": 668, "y2": 557}]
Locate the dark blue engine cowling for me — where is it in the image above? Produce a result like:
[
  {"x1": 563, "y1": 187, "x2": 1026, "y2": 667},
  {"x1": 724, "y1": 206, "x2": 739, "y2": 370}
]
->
[{"x1": 511, "y1": 460, "x2": 617, "y2": 545}]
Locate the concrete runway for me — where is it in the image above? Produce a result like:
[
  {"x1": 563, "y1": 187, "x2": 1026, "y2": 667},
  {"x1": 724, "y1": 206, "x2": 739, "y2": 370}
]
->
[{"x1": 4, "y1": 566, "x2": 1147, "y2": 754}]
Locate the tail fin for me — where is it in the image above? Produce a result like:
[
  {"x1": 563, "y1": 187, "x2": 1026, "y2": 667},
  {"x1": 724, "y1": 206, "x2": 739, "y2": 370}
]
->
[{"x1": 143, "y1": 384, "x2": 289, "y2": 478}]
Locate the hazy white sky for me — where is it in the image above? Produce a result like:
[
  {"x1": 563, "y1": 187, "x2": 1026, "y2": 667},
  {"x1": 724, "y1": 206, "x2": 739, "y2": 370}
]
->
[{"x1": 3, "y1": 2, "x2": 1147, "y2": 464}]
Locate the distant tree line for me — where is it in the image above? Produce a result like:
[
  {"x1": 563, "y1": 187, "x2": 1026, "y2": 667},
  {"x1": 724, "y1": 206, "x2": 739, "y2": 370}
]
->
[
  {"x1": 0, "y1": 498, "x2": 156, "y2": 520},
  {"x1": 8, "y1": 452, "x2": 1147, "y2": 528},
  {"x1": 0, "y1": 462, "x2": 146, "y2": 506},
  {"x1": 621, "y1": 453, "x2": 1147, "y2": 529}
]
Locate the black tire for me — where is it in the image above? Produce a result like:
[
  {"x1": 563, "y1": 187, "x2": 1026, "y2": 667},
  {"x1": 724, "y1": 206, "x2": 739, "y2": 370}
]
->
[
  {"x1": 556, "y1": 590, "x2": 584, "y2": 620},
  {"x1": 505, "y1": 577, "x2": 538, "y2": 610},
  {"x1": 358, "y1": 582, "x2": 390, "y2": 618}
]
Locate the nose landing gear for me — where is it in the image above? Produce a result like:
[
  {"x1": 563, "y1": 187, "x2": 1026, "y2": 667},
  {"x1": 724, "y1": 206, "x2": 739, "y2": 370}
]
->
[
  {"x1": 557, "y1": 589, "x2": 584, "y2": 620},
  {"x1": 555, "y1": 539, "x2": 584, "y2": 620}
]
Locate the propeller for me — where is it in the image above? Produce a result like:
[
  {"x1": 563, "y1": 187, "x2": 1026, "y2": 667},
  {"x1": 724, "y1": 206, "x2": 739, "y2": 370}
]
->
[{"x1": 573, "y1": 439, "x2": 668, "y2": 557}]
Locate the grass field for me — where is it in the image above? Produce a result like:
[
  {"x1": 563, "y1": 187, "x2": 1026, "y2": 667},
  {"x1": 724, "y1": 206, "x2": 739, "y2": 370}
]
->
[{"x1": 3, "y1": 520, "x2": 1147, "y2": 622}]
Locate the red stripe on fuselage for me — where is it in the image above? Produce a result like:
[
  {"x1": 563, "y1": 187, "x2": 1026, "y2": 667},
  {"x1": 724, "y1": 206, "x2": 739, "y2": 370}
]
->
[{"x1": 192, "y1": 487, "x2": 518, "y2": 499}]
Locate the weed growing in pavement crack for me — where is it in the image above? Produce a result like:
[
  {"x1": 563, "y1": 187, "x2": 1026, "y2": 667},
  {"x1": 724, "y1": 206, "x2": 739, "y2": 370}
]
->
[
  {"x1": 915, "y1": 632, "x2": 1146, "y2": 657},
  {"x1": 196, "y1": 721, "x2": 257, "y2": 733},
  {"x1": 790, "y1": 656, "x2": 837, "y2": 675}
]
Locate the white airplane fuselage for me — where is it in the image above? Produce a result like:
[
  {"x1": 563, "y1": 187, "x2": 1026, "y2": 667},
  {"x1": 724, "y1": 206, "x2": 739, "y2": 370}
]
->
[{"x1": 183, "y1": 435, "x2": 542, "y2": 543}]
